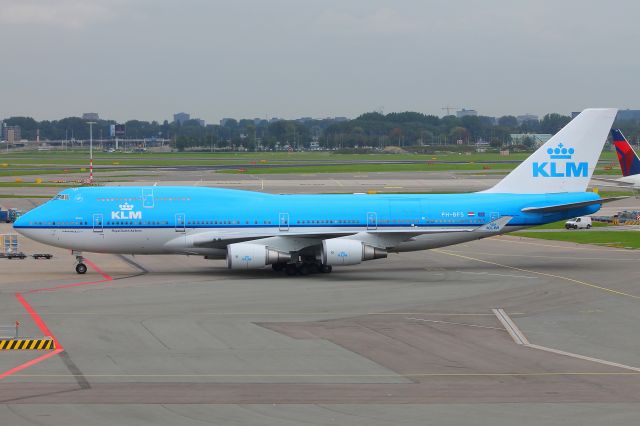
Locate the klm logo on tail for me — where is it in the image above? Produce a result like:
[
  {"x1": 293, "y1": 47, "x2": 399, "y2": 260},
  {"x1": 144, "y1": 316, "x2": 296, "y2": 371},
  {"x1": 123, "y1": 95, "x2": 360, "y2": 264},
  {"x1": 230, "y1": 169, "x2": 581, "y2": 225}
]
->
[{"x1": 532, "y1": 143, "x2": 588, "y2": 178}]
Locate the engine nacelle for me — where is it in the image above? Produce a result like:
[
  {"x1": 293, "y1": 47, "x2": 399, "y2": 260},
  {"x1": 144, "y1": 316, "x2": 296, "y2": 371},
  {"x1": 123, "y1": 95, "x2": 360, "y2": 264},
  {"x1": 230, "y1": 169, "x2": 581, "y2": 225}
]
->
[
  {"x1": 322, "y1": 239, "x2": 387, "y2": 266},
  {"x1": 227, "y1": 243, "x2": 291, "y2": 269}
]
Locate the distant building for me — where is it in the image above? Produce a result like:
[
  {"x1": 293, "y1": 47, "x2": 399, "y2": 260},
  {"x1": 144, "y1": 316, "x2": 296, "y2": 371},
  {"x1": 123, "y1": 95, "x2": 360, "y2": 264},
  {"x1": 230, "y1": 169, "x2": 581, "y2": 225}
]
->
[
  {"x1": 516, "y1": 114, "x2": 538, "y2": 123},
  {"x1": 174, "y1": 112, "x2": 190, "y2": 125},
  {"x1": 456, "y1": 109, "x2": 477, "y2": 118},
  {"x1": 510, "y1": 133, "x2": 552, "y2": 147},
  {"x1": 195, "y1": 119, "x2": 206, "y2": 127},
  {"x1": 82, "y1": 112, "x2": 100, "y2": 121},
  {"x1": 220, "y1": 118, "x2": 235, "y2": 126},
  {"x1": 616, "y1": 109, "x2": 640, "y2": 121},
  {"x1": 2, "y1": 125, "x2": 21, "y2": 143},
  {"x1": 475, "y1": 140, "x2": 490, "y2": 152}
]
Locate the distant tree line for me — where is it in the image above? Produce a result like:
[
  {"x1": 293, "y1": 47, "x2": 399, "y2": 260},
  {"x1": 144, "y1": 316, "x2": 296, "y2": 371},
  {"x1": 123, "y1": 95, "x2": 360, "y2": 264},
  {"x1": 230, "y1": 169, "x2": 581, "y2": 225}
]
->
[{"x1": 3, "y1": 112, "x2": 640, "y2": 151}]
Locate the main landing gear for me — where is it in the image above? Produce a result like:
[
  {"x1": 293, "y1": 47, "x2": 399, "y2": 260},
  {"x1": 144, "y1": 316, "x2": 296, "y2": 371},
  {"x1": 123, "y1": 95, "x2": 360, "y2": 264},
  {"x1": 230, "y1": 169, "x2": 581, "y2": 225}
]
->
[
  {"x1": 272, "y1": 262, "x2": 332, "y2": 276},
  {"x1": 73, "y1": 251, "x2": 87, "y2": 274}
]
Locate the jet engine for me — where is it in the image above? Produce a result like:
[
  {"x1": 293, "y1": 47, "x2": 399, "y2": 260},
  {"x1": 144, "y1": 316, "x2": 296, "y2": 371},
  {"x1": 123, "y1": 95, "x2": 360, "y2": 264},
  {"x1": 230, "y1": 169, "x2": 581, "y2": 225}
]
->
[
  {"x1": 321, "y1": 239, "x2": 387, "y2": 266},
  {"x1": 226, "y1": 243, "x2": 291, "y2": 269}
]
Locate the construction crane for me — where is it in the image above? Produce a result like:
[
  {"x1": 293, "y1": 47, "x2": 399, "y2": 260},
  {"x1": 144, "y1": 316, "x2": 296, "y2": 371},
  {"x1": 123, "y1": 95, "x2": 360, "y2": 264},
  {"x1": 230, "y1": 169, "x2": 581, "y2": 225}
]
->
[{"x1": 441, "y1": 106, "x2": 459, "y2": 116}]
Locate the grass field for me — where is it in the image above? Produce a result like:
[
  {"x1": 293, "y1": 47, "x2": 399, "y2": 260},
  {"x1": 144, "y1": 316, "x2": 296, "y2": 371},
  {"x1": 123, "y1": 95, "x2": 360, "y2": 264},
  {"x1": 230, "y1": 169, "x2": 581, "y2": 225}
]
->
[
  {"x1": 219, "y1": 163, "x2": 515, "y2": 174},
  {"x1": 0, "y1": 149, "x2": 625, "y2": 177},
  {"x1": 1, "y1": 149, "x2": 620, "y2": 165},
  {"x1": 0, "y1": 194, "x2": 51, "y2": 199},
  {"x1": 525, "y1": 220, "x2": 611, "y2": 230},
  {"x1": 0, "y1": 168, "x2": 88, "y2": 177},
  {"x1": 513, "y1": 230, "x2": 640, "y2": 249},
  {"x1": 0, "y1": 182, "x2": 73, "y2": 188}
]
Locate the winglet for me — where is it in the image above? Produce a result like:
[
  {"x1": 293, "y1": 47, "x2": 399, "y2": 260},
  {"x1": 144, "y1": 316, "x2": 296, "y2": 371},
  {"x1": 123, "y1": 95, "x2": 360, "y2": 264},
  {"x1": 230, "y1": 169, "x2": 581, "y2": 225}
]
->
[
  {"x1": 475, "y1": 216, "x2": 512, "y2": 233},
  {"x1": 612, "y1": 129, "x2": 640, "y2": 177}
]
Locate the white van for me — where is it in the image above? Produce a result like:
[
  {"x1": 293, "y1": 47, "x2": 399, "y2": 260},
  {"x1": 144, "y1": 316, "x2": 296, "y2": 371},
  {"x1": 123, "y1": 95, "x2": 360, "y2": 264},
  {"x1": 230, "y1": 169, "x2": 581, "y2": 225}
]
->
[{"x1": 565, "y1": 216, "x2": 592, "y2": 229}]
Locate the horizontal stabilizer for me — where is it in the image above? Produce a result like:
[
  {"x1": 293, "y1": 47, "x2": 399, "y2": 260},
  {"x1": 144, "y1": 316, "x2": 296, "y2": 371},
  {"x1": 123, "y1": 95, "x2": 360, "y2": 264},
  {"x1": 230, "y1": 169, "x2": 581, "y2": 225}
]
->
[
  {"x1": 521, "y1": 197, "x2": 626, "y2": 213},
  {"x1": 591, "y1": 177, "x2": 635, "y2": 187}
]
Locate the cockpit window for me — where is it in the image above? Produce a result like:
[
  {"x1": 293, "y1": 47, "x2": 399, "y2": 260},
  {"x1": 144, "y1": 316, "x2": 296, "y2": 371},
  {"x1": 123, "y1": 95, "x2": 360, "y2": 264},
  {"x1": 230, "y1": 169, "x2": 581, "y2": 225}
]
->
[{"x1": 54, "y1": 194, "x2": 70, "y2": 201}]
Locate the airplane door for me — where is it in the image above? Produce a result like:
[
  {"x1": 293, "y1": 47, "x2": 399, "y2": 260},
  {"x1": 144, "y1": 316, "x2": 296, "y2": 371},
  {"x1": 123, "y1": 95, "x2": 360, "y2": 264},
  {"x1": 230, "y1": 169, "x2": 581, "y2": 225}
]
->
[
  {"x1": 279, "y1": 213, "x2": 289, "y2": 231},
  {"x1": 93, "y1": 213, "x2": 103, "y2": 233},
  {"x1": 142, "y1": 188, "x2": 154, "y2": 208},
  {"x1": 367, "y1": 212, "x2": 377, "y2": 230},
  {"x1": 175, "y1": 213, "x2": 186, "y2": 232}
]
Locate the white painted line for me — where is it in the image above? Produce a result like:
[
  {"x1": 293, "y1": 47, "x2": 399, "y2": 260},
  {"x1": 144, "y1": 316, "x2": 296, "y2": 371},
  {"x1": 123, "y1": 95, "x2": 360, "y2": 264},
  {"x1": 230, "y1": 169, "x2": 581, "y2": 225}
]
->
[
  {"x1": 493, "y1": 308, "x2": 640, "y2": 372},
  {"x1": 406, "y1": 317, "x2": 505, "y2": 331},
  {"x1": 458, "y1": 271, "x2": 538, "y2": 279},
  {"x1": 492, "y1": 308, "x2": 530, "y2": 345},
  {"x1": 526, "y1": 344, "x2": 640, "y2": 373}
]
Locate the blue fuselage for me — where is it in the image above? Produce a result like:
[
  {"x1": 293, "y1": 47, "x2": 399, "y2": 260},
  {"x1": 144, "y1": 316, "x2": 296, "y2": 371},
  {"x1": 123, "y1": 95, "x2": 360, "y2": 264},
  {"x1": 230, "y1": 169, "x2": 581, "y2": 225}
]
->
[{"x1": 13, "y1": 187, "x2": 601, "y2": 255}]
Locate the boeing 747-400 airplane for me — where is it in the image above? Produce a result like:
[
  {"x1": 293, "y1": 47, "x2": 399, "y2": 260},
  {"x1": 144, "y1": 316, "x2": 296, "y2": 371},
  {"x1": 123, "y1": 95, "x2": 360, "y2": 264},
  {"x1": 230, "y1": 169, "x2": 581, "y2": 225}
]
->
[{"x1": 14, "y1": 108, "x2": 618, "y2": 275}]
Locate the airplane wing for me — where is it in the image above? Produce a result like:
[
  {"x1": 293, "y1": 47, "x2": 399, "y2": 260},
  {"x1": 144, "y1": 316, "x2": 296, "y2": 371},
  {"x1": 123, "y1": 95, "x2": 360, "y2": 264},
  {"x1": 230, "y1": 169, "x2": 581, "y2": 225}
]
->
[{"x1": 183, "y1": 216, "x2": 513, "y2": 252}]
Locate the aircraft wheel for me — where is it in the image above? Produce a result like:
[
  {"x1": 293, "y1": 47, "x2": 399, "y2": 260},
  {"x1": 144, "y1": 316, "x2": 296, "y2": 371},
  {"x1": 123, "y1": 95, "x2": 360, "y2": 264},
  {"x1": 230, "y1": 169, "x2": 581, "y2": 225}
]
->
[
  {"x1": 285, "y1": 264, "x2": 298, "y2": 276},
  {"x1": 308, "y1": 263, "x2": 320, "y2": 274},
  {"x1": 298, "y1": 264, "x2": 310, "y2": 276},
  {"x1": 75, "y1": 263, "x2": 88, "y2": 274},
  {"x1": 272, "y1": 263, "x2": 285, "y2": 272},
  {"x1": 320, "y1": 265, "x2": 332, "y2": 273}
]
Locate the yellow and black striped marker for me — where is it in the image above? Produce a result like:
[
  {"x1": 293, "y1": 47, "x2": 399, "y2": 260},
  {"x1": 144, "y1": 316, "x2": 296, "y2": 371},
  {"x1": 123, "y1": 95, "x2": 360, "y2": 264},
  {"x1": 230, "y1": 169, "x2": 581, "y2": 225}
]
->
[{"x1": 0, "y1": 338, "x2": 55, "y2": 350}]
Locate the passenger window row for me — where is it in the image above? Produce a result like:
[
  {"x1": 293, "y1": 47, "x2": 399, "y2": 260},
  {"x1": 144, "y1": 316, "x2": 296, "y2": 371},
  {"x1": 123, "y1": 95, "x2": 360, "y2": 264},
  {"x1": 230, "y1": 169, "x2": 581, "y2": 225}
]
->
[
  {"x1": 296, "y1": 219, "x2": 358, "y2": 224},
  {"x1": 29, "y1": 221, "x2": 87, "y2": 226},
  {"x1": 95, "y1": 197, "x2": 191, "y2": 202},
  {"x1": 187, "y1": 220, "x2": 273, "y2": 225}
]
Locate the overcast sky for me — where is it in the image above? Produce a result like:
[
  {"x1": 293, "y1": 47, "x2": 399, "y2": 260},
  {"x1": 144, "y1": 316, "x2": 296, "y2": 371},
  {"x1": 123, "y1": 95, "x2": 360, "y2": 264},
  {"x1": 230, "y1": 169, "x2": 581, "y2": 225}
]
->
[{"x1": 1, "y1": 0, "x2": 639, "y2": 123}]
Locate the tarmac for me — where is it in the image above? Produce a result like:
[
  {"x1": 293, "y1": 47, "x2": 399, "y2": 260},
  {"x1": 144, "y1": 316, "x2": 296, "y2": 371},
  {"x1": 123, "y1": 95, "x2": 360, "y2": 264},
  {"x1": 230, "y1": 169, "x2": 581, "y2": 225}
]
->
[{"x1": 0, "y1": 174, "x2": 639, "y2": 425}]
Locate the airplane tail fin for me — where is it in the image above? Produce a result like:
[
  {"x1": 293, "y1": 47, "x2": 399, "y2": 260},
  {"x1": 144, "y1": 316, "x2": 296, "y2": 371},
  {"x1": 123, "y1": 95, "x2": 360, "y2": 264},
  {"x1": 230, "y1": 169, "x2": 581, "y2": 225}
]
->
[
  {"x1": 483, "y1": 108, "x2": 617, "y2": 194},
  {"x1": 612, "y1": 129, "x2": 640, "y2": 177}
]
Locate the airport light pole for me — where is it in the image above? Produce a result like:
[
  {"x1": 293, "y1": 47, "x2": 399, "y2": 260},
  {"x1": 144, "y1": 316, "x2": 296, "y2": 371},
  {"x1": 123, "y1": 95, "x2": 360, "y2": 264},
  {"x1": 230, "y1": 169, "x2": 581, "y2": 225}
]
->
[{"x1": 87, "y1": 122, "x2": 96, "y2": 184}]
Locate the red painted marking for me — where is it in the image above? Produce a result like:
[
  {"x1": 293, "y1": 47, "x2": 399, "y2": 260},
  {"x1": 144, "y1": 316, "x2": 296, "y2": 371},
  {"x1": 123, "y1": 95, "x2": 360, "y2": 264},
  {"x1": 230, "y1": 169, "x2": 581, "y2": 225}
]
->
[
  {"x1": 84, "y1": 258, "x2": 112, "y2": 280},
  {"x1": 26, "y1": 259, "x2": 112, "y2": 294},
  {"x1": 0, "y1": 349, "x2": 64, "y2": 381},
  {"x1": 0, "y1": 258, "x2": 110, "y2": 380},
  {"x1": 26, "y1": 278, "x2": 110, "y2": 294},
  {"x1": 14, "y1": 293, "x2": 59, "y2": 347}
]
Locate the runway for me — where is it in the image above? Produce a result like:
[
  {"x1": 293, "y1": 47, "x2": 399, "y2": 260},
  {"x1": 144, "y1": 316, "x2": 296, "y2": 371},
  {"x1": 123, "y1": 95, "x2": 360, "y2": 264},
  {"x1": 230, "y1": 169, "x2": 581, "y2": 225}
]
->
[{"x1": 1, "y1": 222, "x2": 640, "y2": 424}]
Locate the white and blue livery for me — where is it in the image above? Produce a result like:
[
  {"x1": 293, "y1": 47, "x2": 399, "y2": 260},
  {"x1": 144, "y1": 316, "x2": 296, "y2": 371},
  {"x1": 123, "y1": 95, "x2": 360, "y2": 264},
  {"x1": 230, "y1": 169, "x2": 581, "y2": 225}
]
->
[{"x1": 13, "y1": 109, "x2": 618, "y2": 275}]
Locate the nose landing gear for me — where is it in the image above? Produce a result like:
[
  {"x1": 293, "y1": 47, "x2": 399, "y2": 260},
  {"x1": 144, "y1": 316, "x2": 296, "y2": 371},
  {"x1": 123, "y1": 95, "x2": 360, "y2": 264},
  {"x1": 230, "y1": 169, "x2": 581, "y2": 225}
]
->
[{"x1": 73, "y1": 252, "x2": 87, "y2": 274}]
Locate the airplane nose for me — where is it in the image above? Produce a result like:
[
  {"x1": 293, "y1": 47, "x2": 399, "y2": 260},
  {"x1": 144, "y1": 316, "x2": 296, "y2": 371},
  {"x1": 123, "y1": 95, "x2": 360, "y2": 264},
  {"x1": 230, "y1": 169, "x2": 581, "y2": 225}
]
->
[
  {"x1": 12, "y1": 212, "x2": 27, "y2": 228},
  {"x1": 12, "y1": 210, "x2": 39, "y2": 241}
]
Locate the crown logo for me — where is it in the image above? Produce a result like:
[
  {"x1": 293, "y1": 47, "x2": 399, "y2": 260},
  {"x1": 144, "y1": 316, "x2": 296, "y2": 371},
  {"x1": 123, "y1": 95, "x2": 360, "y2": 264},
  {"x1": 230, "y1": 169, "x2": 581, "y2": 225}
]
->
[
  {"x1": 119, "y1": 202, "x2": 134, "y2": 211},
  {"x1": 546, "y1": 143, "x2": 574, "y2": 160}
]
